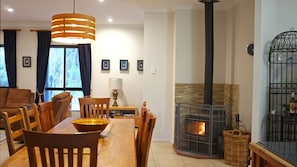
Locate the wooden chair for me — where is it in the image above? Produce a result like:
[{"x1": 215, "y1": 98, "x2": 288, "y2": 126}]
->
[
  {"x1": 79, "y1": 98, "x2": 110, "y2": 118},
  {"x1": 38, "y1": 101, "x2": 55, "y2": 132},
  {"x1": 22, "y1": 103, "x2": 42, "y2": 131},
  {"x1": 135, "y1": 101, "x2": 149, "y2": 153},
  {"x1": 135, "y1": 101, "x2": 147, "y2": 128},
  {"x1": 23, "y1": 130, "x2": 101, "y2": 167},
  {"x1": 137, "y1": 110, "x2": 157, "y2": 167},
  {"x1": 0, "y1": 109, "x2": 27, "y2": 156}
]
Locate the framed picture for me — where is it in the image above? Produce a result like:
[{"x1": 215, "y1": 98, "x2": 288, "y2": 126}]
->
[
  {"x1": 120, "y1": 60, "x2": 129, "y2": 71},
  {"x1": 137, "y1": 60, "x2": 143, "y2": 71},
  {"x1": 101, "y1": 59, "x2": 110, "y2": 70},
  {"x1": 22, "y1": 56, "x2": 31, "y2": 67}
]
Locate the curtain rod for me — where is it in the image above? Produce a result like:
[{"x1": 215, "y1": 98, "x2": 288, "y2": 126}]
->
[
  {"x1": 30, "y1": 29, "x2": 50, "y2": 32},
  {"x1": 0, "y1": 29, "x2": 51, "y2": 32},
  {"x1": 0, "y1": 29, "x2": 21, "y2": 31}
]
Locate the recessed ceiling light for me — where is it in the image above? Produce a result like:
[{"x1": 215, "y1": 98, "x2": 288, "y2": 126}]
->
[
  {"x1": 7, "y1": 7, "x2": 14, "y2": 12},
  {"x1": 99, "y1": 0, "x2": 104, "y2": 2},
  {"x1": 107, "y1": 18, "x2": 113, "y2": 23}
]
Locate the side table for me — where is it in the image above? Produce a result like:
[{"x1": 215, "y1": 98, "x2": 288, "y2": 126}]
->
[{"x1": 109, "y1": 106, "x2": 138, "y2": 118}]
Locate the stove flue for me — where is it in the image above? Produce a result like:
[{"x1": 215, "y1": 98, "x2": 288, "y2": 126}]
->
[{"x1": 199, "y1": 0, "x2": 219, "y2": 105}]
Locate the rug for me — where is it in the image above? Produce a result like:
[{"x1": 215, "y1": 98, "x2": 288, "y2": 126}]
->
[{"x1": 0, "y1": 130, "x2": 6, "y2": 145}]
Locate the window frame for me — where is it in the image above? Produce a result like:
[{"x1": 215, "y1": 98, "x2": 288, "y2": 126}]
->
[
  {"x1": 45, "y1": 45, "x2": 82, "y2": 92},
  {"x1": 44, "y1": 45, "x2": 83, "y2": 111}
]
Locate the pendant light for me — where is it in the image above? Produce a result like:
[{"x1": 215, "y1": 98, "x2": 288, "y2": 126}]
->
[{"x1": 51, "y1": 0, "x2": 96, "y2": 44}]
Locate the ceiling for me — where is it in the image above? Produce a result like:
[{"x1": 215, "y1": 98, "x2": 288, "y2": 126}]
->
[{"x1": 1, "y1": 0, "x2": 245, "y2": 25}]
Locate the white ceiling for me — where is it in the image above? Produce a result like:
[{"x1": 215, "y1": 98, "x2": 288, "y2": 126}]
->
[{"x1": 1, "y1": 0, "x2": 245, "y2": 25}]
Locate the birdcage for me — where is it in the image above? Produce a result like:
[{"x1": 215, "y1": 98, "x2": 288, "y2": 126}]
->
[{"x1": 268, "y1": 29, "x2": 297, "y2": 141}]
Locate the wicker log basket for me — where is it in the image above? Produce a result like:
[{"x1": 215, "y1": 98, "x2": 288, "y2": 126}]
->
[{"x1": 223, "y1": 126, "x2": 251, "y2": 167}]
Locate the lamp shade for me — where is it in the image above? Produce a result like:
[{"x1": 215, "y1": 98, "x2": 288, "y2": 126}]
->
[
  {"x1": 109, "y1": 78, "x2": 122, "y2": 90},
  {"x1": 51, "y1": 13, "x2": 96, "y2": 44}
]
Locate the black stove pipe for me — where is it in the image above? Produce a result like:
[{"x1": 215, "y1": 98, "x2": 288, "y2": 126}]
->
[{"x1": 199, "y1": 0, "x2": 219, "y2": 105}]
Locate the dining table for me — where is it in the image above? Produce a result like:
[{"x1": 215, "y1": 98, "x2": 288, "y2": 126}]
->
[{"x1": 0, "y1": 117, "x2": 137, "y2": 167}]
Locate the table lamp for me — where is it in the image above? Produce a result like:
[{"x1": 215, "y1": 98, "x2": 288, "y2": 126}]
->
[{"x1": 109, "y1": 78, "x2": 122, "y2": 106}]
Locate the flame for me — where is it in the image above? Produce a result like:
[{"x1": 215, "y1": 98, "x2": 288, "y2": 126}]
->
[
  {"x1": 197, "y1": 122, "x2": 205, "y2": 136},
  {"x1": 187, "y1": 121, "x2": 206, "y2": 136}
]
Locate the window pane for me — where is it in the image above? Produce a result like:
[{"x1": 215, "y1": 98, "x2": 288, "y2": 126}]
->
[
  {"x1": 0, "y1": 47, "x2": 8, "y2": 87},
  {"x1": 65, "y1": 48, "x2": 82, "y2": 88},
  {"x1": 44, "y1": 90, "x2": 63, "y2": 102},
  {"x1": 46, "y1": 48, "x2": 64, "y2": 88},
  {"x1": 69, "y1": 90, "x2": 84, "y2": 111}
]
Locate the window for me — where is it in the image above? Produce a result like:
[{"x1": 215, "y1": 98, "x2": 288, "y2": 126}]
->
[
  {"x1": 44, "y1": 45, "x2": 83, "y2": 111},
  {"x1": 0, "y1": 45, "x2": 9, "y2": 87}
]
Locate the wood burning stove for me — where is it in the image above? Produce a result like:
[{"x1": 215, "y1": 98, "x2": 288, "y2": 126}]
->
[{"x1": 174, "y1": 103, "x2": 231, "y2": 158}]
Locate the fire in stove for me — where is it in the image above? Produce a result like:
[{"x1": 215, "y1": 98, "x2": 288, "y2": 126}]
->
[{"x1": 187, "y1": 121, "x2": 206, "y2": 136}]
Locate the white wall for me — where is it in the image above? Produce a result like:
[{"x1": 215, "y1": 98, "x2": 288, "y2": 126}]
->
[
  {"x1": 175, "y1": 10, "x2": 205, "y2": 83},
  {"x1": 143, "y1": 12, "x2": 175, "y2": 141},
  {"x1": 276, "y1": 0, "x2": 297, "y2": 31},
  {"x1": 175, "y1": 9, "x2": 228, "y2": 84},
  {"x1": 13, "y1": 27, "x2": 39, "y2": 91},
  {"x1": 227, "y1": 0, "x2": 254, "y2": 130},
  {"x1": 213, "y1": 10, "x2": 228, "y2": 83},
  {"x1": 91, "y1": 25, "x2": 144, "y2": 108}
]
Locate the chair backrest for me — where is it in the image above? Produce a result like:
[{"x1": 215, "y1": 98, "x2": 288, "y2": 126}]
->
[
  {"x1": 22, "y1": 103, "x2": 42, "y2": 131},
  {"x1": 79, "y1": 98, "x2": 110, "y2": 118},
  {"x1": 135, "y1": 101, "x2": 149, "y2": 154},
  {"x1": 137, "y1": 110, "x2": 156, "y2": 167},
  {"x1": 38, "y1": 101, "x2": 55, "y2": 132},
  {"x1": 0, "y1": 109, "x2": 27, "y2": 156},
  {"x1": 23, "y1": 130, "x2": 101, "y2": 167}
]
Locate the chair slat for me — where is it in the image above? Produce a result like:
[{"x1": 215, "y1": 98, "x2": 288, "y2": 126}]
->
[
  {"x1": 68, "y1": 149, "x2": 74, "y2": 167},
  {"x1": 22, "y1": 104, "x2": 42, "y2": 131},
  {"x1": 49, "y1": 148, "x2": 55, "y2": 167},
  {"x1": 39, "y1": 147, "x2": 47, "y2": 166},
  {"x1": 79, "y1": 98, "x2": 110, "y2": 118},
  {"x1": 58, "y1": 148, "x2": 64, "y2": 167},
  {"x1": 38, "y1": 101, "x2": 55, "y2": 131},
  {"x1": 0, "y1": 109, "x2": 27, "y2": 156},
  {"x1": 77, "y1": 148, "x2": 83, "y2": 167},
  {"x1": 23, "y1": 130, "x2": 100, "y2": 167}
]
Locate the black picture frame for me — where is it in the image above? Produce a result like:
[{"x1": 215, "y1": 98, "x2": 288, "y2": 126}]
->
[
  {"x1": 137, "y1": 60, "x2": 143, "y2": 71},
  {"x1": 22, "y1": 56, "x2": 31, "y2": 67},
  {"x1": 120, "y1": 60, "x2": 129, "y2": 70},
  {"x1": 101, "y1": 59, "x2": 110, "y2": 70}
]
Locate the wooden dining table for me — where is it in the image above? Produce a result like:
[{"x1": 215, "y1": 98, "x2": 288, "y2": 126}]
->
[{"x1": 0, "y1": 117, "x2": 137, "y2": 167}]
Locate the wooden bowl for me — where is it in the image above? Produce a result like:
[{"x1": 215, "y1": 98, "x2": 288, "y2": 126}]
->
[{"x1": 72, "y1": 118, "x2": 109, "y2": 132}]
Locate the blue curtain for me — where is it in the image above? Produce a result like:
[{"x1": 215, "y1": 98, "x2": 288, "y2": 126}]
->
[
  {"x1": 4, "y1": 30, "x2": 17, "y2": 88},
  {"x1": 35, "y1": 31, "x2": 51, "y2": 103},
  {"x1": 78, "y1": 44, "x2": 92, "y2": 96}
]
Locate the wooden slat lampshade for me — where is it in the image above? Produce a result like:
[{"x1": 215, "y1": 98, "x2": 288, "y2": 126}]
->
[{"x1": 51, "y1": 13, "x2": 96, "y2": 44}]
